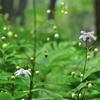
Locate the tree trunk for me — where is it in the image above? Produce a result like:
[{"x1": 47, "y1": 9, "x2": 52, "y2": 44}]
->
[
  {"x1": 0, "y1": 0, "x2": 13, "y2": 21},
  {"x1": 16, "y1": 0, "x2": 27, "y2": 25},
  {"x1": 48, "y1": 0, "x2": 57, "y2": 20},
  {"x1": 17, "y1": 0, "x2": 27, "y2": 16},
  {"x1": 94, "y1": 0, "x2": 100, "y2": 43}
]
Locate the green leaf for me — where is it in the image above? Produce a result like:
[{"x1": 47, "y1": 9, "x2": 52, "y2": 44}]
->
[
  {"x1": 0, "y1": 63, "x2": 4, "y2": 69},
  {"x1": 33, "y1": 97, "x2": 54, "y2": 100},
  {"x1": 93, "y1": 84, "x2": 100, "y2": 92},
  {"x1": 0, "y1": 92, "x2": 13, "y2": 100},
  {"x1": 5, "y1": 45, "x2": 18, "y2": 54},
  {"x1": 14, "y1": 91, "x2": 28, "y2": 99},
  {"x1": 0, "y1": 72, "x2": 12, "y2": 80},
  {"x1": 0, "y1": 49, "x2": 3, "y2": 58},
  {"x1": 15, "y1": 76, "x2": 30, "y2": 87},
  {"x1": 65, "y1": 76, "x2": 80, "y2": 85},
  {"x1": 86, "y1": 93, "x2": 100, "y2": 99},
  {"x1": 83, "y1": 66, "x2": 95, "y2": 80},
  {"x1": 31, "y1": 88, "x2": 63, "y2": 99},
  {"x1": 85, "y1": 70, "x2": 100, "y2": 80},
  {"x1": 76, "y1": 82, "x2": 87, "y2": 90},
  {"x1": 35, "y1": 82, "x2": 72, "y2": 91}
]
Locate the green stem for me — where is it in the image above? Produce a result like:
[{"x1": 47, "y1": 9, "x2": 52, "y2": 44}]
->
[
  {"x1": 28, "y1": 0, "x2": 37, "y2": 99},
  {"x1": 11, "y1": 83, "x2": 14, "y2": 96},
  {"x1": 23, "y1": 17, "x2": 47, "y2": 43},
  {"x1": 83, "y1": 40, "x2": 88, "y2": 76},
  {"x1": 77, "y1": 41, "x2": 88, "y2": 100}
]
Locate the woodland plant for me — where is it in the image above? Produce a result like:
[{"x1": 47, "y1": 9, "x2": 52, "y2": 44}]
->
[{"x1": 71, "y1": 31, "x2": 99, "y2": 100}]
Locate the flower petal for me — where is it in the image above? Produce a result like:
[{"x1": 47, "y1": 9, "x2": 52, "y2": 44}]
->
[{"x1": 79, "y1": 35, "x2": 83, "y2": 39}]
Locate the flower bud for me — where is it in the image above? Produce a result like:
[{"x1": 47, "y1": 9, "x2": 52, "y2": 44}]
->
[
  {"x1": 61, "y1": 10, "x2": 64, "y2": 13},
  {"x1": 71, "y1": 71, "x2": 75, "y2": 77},
  {"x1": 28, "y1": 68, "x2": 31, "y2": 71},
  {"x1": 47, "y1": 37, "x2": 50, "y2": 41},
  {"x1": 61, "y1": 2, "x2": 64, "y2": 6},
  {"x1": 36, "y1": 70, "x2": 39, "y2": 74},
  {"x1": 78, "y1": 42, "x2": 82, "y2": 47},
  {"x1": 44, "y1": 52, "x2": 48, "y2": 58},
  {"x1": 16, "y1": 66, "x2": 20, "y2": 69},
  {"x1": 64, "y1": 11, "x2": 68, "y2": 15},
  {"x1": 31, "y1": 57, "x2": 34, "y2": 61},
  {"x1": 14, "y1": 34, "x2": 18, "y2": 38},
  {"x1": 7, "y1": 31, "x2": 13, "y2": 38},
  {"x1": 87, "y1": 55, "x2": 91, "y2": 60},
  {"x1": 21, "y1": 99, "x2": 25, "y2": 100},
  {"x1": 80, "y1": 73, "x2": 84, "y2": 78},
  {"x1": 47, "y1": 10, "x2": 51, "y2": 14},
  {"x1": 2, "y1": 43, "x2": 8, "y2": 49},
  {"x1": 54, "y1": 33, "x2": 59, "y2": 39},
  {"x1": 3, "y1": 26, "x2": 7, "y2": 30},
  {"x1": 1, "y1": 36, "x2": 6, "y2": 41},
  {"x1": 11, "y1": 76, "x2": 15, "y2": 80},
  {"x1": 94, "y1": 48, "x2": 98, "y2": 53},
  {"x1": 72, "y1": 93, "x2": 76, "y2": 98},
  {"x1": 79, "y1": 93, "x2": 82, "y2": 98},
  {"x1": 88, "y1": 83, "x2": 92, "y2": 88},
  {"x1": 53, "y1": 25, "x2": 57, "y2": 30}
]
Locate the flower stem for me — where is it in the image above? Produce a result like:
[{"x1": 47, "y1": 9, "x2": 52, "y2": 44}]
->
[
  {"x1": 83, "y1": 40, "x2": 88, "y2": 76},
  {"x1": 28, "y1": 0, "x2": 37, "y2": 99},
  {"x1": 77, "y1": 41, "x2": 88, "y2": 100},
  {"x1": 11, "y1": 83, "x2": 14, "y2": 96}
]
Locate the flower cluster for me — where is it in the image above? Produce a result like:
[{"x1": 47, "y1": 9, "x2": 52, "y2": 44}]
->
[
  {"x1": 79, "y1": 31, "x2": 97, "y2": 42},
  {"x1": 15, "y1": 68, "x2": 31, "y2": 77}
]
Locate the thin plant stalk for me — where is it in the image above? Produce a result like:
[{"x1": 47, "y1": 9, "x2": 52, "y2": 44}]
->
[
  {"x1": 11, "y1": 83, "x2": 14, "y2": 96},
  {"x1": 23, "y1": 18, "x2": 47, "y2": 43},
  {"x1": 83, "y1": 40, "x2": 88, "y2": 76},
  {"x1": 77, "y1": 40, "x2": 88, "y2": 100},
  {"x1": 28, "y1": 0, "x2": 37, "y2": 99}
]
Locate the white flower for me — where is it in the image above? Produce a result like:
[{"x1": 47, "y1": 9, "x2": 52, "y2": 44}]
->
[
  {"x1": 15, "y1": 68, "x2": 31, "y2": 77},
  {"x1": 79, "y1": 31, "x2": 97, "y2": 42}
]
